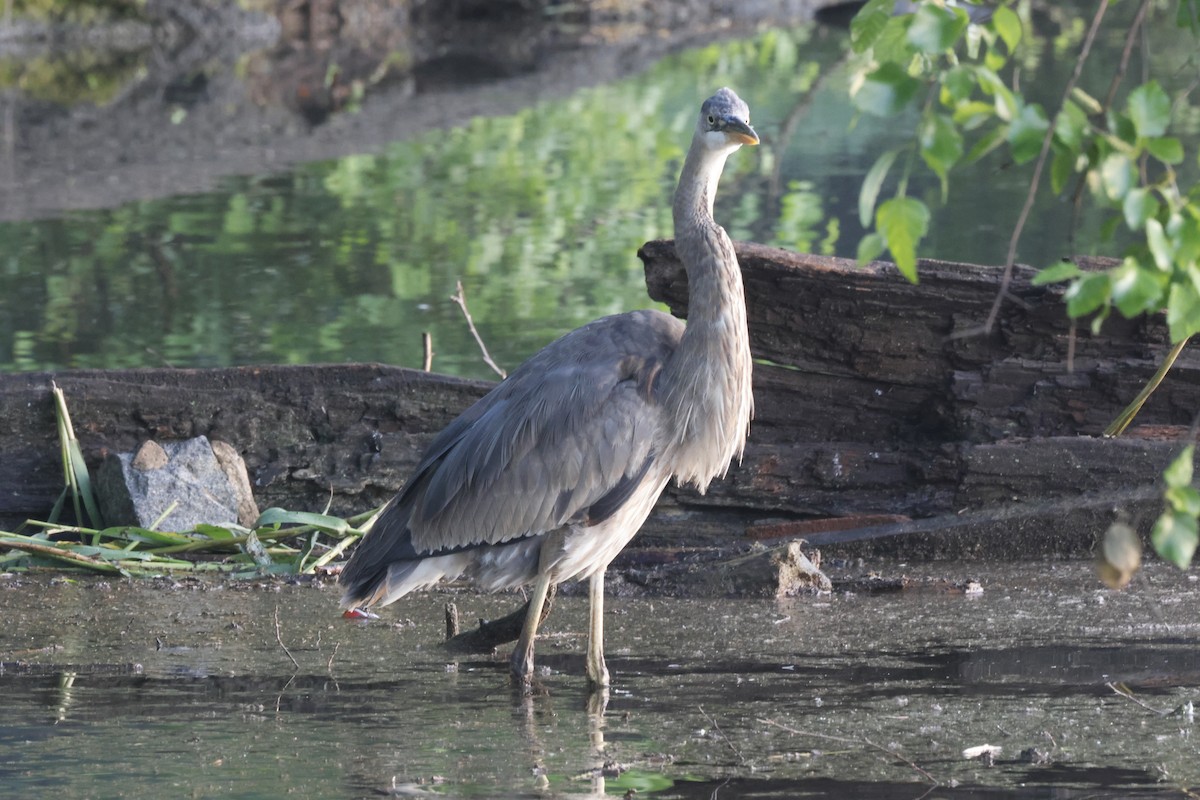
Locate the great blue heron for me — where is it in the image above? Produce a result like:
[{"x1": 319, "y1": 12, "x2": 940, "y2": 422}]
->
[{"x1": 340, "y1": 88, "x2": 757, "y2": 688}]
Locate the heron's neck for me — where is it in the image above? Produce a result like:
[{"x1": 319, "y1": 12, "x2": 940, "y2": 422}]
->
[
  {"x1": 661, "y1": 139, "x2": 753, "y2": 492},
  {"x1": 671, "y1": 140, "x2": 741, "y2": 313}
]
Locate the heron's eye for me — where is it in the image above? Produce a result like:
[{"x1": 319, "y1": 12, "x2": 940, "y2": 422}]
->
[{"x1": 707, "y1": 114, "x2": 716, "y2": 125}]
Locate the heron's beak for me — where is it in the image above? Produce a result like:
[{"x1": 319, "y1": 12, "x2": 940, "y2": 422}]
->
[{"x1": 725, "y1": 118, "x2": 759, "y2": 146}]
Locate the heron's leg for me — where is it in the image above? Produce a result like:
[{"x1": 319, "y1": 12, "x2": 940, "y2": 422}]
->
[
  {"x1": 586, "y1": 569, "x2": 610, "y2": 689},
  {"x1": 511, "y1": 571, "x2": 553, "y2": 682}
]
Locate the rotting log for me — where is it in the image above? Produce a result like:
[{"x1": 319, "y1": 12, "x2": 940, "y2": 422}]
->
[
  {"x1": 0, "y1": 364, "x2": 491, "y2": 529},
  {"x1": 1, "y1": 243, "x2": 1196, "y2": 561}
]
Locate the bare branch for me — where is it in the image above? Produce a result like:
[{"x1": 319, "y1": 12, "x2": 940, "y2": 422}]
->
[
  {"x1": 450, "y1": 280, "x2": 507, "y2": 379},
  {"x1": 273, "y1": 605, "x2": 300, "y2": 671},
  {"x1": 1102, "y1": 0, "x2": 1153, "y2": 112},
  {"x1": 981, "y1": 0, "x2": 1112, "y2": 335},
  {"x1": 422, "y1": 331, "x2": 433, "y2": 372},
  {"x1": 699, "y1": 705, "x2": 747, "y2": 766},
  {"x1": 759, "y1": 717, "x2": 938, "y2": 787}
]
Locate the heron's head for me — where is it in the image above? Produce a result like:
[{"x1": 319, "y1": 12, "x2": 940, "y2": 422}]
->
[{"x1": 698, "y1": 88, "x2": 759, "y2": 152}]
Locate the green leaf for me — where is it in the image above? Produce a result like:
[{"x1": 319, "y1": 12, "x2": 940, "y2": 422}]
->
[
  {"x1": 195, "y1": 524, "x2": 239, "y2": 540},
  {"x1": 1179, "y1": 0, "x2": 1200, "y2": 35},
  {"x1": 952, "y1": 100, "x2": 997, "y2": 130},
  {"x1": 1008, "y1": 103, "x2": 1049, "y2": 164},
  {"x1": 1168, "y1": 485, "x2": 1200, "y2": 517},
  {"x1": 859, "y1": 148, "x2": 900, "y2": 228},
  {"x1": 1165, "y1": 445, "x2": 1196, "y2": 488},
  {"x1": 991, "y1": 5, "x2": 1022, "y2": 53},
  {"x1": 1050, "y1": 145, "x2": 1075, "y2": 195},
  {"x1": 1099, "y1": 152, "x2": 1134, "y2": 201},
  {"x1": 856, "y1": 232, "x2": 886, "y2": 265},
  {"x1": 850, "y1": 0, "x2": 894, "y2": 53},
  {"x1": 1146, "y1": 218, "x2": 1174, "y2": 270},
  {"x1": 1122, "y1": 188, "x2": 1160, "y2": 231},
  {"x1": 253, "y1": 507, "x2": 353, "y2": 534},
  {"x1": 919, "y1": 113, "x2": 963, "y2": 191},
  {"x1": 907, "y1": 4, "x2": 968, "y2": 53},
  {"x1": 1127, "y1": 80, "x2": 1171, "y2": 139},
  {"x1": 1146, "y1": 136, "x2": 1184, "y2": 165},
  {"x1": 973, "y1": 67, "x2": 1017, "y2": 121},
  {"x1": 1151, "y1": 509, "x2": 1198, "y2": 569},
  {"x1": 852, "y1": 63, "x2": 922, "y2": 117},
  {"x1": 877, "y1": 196, "x2": 930, "y2": 283},
  {"x1": 964, "y1": 123, "x2": 1009, "y2": 163},
  {"x1": 1174, "y1": 214, "x2": 1200, "y2": 266},
  {"x1": 1033, "y1": 261, "x2": 1083, "y2": 286},
  {"x1": 1110, "y1": 110, "x2": 1139, "y2": 146},
  {"x1": 941, "y1": 66, "x2": 975, "y2": 104},
  {"x1": 1064, "y1": 272, "x2": 1111, "y2": 318},
  {"x1": 983, "y1": 48, "x2": 1006, "y2": 73},
  {"x1": 1167, "y1": 282, "x2": 1200, "y2": 342},
  {"x1": 1110, "y1": 257, "x2": 1164, "y2": 317},
  {"x1": 1053, "y1": 101, "x2": 1089, "y2": 151}
]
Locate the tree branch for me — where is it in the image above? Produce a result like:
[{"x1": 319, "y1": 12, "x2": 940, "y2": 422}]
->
[
  {"x1": 981, "y1": 0, "x2": 1112, "y2": 334},
  {"x1": 450, "y1": 280, "x2": 507, "y2": 379}
]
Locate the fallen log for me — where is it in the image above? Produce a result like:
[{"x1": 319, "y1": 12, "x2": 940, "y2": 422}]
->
[{"x1": 0, "y1": 243, "x2": 1194, "y2": 563}]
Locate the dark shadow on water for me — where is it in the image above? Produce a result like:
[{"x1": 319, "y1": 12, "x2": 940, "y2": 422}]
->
[{"x1": 671, "y1": 776, "x2": 1191, "y2": 799}]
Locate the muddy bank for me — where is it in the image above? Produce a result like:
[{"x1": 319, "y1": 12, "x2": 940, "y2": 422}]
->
[
  {"x1": 0, "y1": 0, "x2": 824, "y2": 221},
  {"x1": 2, "y1": 561, "x2": 1199, "y2": 798}
]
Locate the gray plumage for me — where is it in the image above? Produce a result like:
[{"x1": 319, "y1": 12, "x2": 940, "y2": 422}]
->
[{"x1": 340, "y1": 87, "x2": 757, "y2": 688}]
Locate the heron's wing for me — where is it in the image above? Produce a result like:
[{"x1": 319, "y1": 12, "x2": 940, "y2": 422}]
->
[{"x1": 402, "y1": 310, "x2": 681, "y2": 553}]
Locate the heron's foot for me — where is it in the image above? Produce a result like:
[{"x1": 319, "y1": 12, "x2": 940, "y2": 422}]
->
[
  {"x1": 586, "y1": 652, "x2": 610, "y2": 691},
  {"x1": 510, "y1": 646, "x2": 537, "y2": 685},
  {"x1": 508, "y1": 658, "x2": 548, "y2": 697}
]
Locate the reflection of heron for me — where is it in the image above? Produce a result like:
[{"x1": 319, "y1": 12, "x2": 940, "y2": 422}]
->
[{"x1": 340, "y1": 88, "x2": 758, "y2": 688}]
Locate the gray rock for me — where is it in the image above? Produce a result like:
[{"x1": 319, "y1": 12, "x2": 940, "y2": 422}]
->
[
  {"x1": 97, "y1": 436, "x2": 253, "y2": 532},
  {"x1": 210, "y1": 439, "x2": 261, "y2": 528}
]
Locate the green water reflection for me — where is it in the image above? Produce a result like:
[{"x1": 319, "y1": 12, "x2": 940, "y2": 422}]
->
[{"x1": 2, "y1": 6, "x2": 1197, "y2": 378}]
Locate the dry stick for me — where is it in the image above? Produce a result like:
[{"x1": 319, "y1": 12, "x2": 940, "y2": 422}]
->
[
  {"x1": 1102, "y1": 0, "x2": 1153, "y2": 112},
  {"x1": 1105, "y1": 336, "x2": 1190, "y2": 436},
  {"x1": 422, "y1": 331, "x2": 433, "y2": 372},
  {"x1": 699, "y1": 705, "x2": 746, "y2": 766},
  {"x1": 1106, "y1": 681, "x2": 1174, "y2": 716},
  {"x1": 758, "y1": 718, "x2": 938, "y2": 787},
  {"x1": 978, "y1": 0, "x2": 1112, "y2": 336},
  {"x1": 450, "y1": 280, "x2": 507, "y2": 379},
  {"x1": 0, "y1": 539, "x2": 120, "y2": 573},
  {"x1": 273, "y1": 605, "x2": 300, "y2": 671}
]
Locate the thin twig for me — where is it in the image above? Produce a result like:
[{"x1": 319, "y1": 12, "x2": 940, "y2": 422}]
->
[
  {"x1": 327, "y1": 641, "x2": 340, "y2": 673},
  {"x1": 450, "y1": 280, "x2": 507, "y2": 379},
  {"x1": 1106, "y1": 681, "x2": 1173, "y2": 715},
  {"x1": 274, "y1": 605, "x2": 300, "y2": 671},
  {"x1": 1101, "y1": 0, "x2": 1153, "y2": 112},
  {"x1": 699, "y1": 705, "x2": 746, "y2": 765},
  {"x1": 1105, "y1": 336, "x2": 1190, "y2": 436},
  {"x1": 1067, "y1": 319, "x2": 1077, "y2": 374},
  {"x1": 980, "y1": 0, "x2": 1111, "y2": 335},
  {"x1": 422, "y1": 331, "x2": 433, "y2": 372},
  {"x1": 0, "y1": 538, "x2": 121, "y2": 573},
  {"x1": 758, "y1": 717, "x2": 938, "y2": 786}
]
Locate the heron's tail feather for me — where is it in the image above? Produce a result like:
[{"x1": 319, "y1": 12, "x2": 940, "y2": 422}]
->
[
  {"x1": 339, "y1": 496, "x2": 467, "y2": 609},
  {"x1": 340, "y1": 552, "x2": 472, "y2": 609}
]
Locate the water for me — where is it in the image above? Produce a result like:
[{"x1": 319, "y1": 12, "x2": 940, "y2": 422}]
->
[
  {"x1": 2, "y1": 4, "x2": 1198, "y2": 377},
  {"x1": 2, "y1": 562, "x2": 1198, "y2": 798}
]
